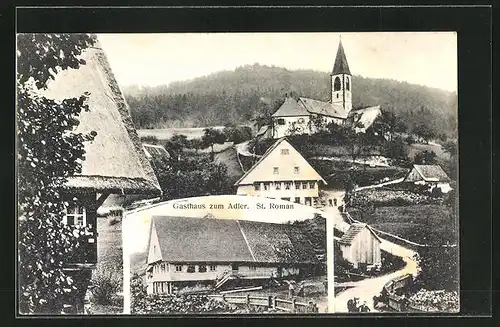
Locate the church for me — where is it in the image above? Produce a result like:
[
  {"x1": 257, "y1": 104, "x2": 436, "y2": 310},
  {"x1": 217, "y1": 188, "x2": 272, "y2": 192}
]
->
[{"x1": 269, "y1": 39, "x2": 381, "y2": 139}]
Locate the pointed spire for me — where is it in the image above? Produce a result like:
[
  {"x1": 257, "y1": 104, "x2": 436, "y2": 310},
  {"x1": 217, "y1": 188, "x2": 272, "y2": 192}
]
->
[{"x1": 332, "y1": 38, "x2": 351, "y2": 75}]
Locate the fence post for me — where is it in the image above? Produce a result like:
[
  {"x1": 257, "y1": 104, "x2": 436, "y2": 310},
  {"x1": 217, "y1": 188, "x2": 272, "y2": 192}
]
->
[
  {"x1": 292, "y1": 298, "x2": 296, "y2": 313},
  {"x1": 222, "y1": 294, "x2": 226, "y2": 302},
  {"x1": 268, "y1": 295, "x2": 273, "y2": 308},
  {"x1": 246, "y1": 294, "x2": 250, "y2": 305},
  {"x1": 272, "y1": 297, "x2": 277, "y2": 309}
]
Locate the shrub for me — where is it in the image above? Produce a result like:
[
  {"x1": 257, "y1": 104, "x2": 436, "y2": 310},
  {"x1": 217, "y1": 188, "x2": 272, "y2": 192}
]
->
[
  {"x1": 141, "y1": 135, "x2": 159, "y2": 144},
  {"x1": 108, "y1": 217, "x2": 121, "y2": 226},
  {"x1": 90, "y1": 268, "x2": 121, "y2": 305}
]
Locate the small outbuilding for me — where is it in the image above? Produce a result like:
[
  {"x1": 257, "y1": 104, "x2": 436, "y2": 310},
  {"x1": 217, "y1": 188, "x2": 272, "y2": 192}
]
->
[
  {"x1": 338, "y1": 223, "x2": 382, "y2": 270},
  {"x1": 403, "y1": 164, "x2": 452, "y2": 193}
]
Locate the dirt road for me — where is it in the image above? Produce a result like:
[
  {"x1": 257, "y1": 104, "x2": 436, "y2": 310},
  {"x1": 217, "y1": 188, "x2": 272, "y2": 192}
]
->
[{"x1": 333, "y1": 238, "x2": 418, "y2": 313}]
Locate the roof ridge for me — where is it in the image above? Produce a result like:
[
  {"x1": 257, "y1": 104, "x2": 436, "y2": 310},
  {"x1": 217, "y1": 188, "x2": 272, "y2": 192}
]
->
[{"x1": 236, "y1": 220, "x2": 257, "y2": 262}]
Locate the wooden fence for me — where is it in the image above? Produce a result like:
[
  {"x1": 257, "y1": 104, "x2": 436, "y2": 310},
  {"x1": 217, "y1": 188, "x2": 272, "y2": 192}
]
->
[{"x1": 207, "y1": 294, "x2": 319, "y2": 313}]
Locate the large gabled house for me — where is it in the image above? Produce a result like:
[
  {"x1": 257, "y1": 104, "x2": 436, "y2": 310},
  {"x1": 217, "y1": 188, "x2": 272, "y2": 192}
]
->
[
  {"x1": 271, "y1": 39, "x2": 381, "y2": 139},
  {"x1": 38, "y1": 36, "x2": 161, "y2": 311},
  {"x1": 234, "y1": 137, "x2": 326, "y2": 206},
  {"x1": 145, "y1": 216, "x2": 320, "y2": 294}
]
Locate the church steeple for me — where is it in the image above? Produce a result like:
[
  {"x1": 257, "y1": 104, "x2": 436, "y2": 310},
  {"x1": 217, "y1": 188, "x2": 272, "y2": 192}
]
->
[
  {"x1": 330, "y1": 38, "x2": 352, "y2": 112},
  {"x1": 331, "y1": 39, "x2": 351, "y2": 75}
]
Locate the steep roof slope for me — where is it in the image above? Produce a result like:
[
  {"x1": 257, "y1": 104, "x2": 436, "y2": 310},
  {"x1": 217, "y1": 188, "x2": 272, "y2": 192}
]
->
[
  {"x1": 338, "y1": 223, "x2": 381, "y2": 245},
  {"x1": 235, "y1": 138, "x2": 326, "y2": 185},
  {"x1": 405, "y1": 164, "x2": 450, "y2": 182},
  {"x1": 332, "y1": 40, "x2": 351, "y2": 75},
  {"x1": 298, "y1": 97, "x2": 348, "y2": 119},
  {"x1": 271, "y1": 97, "x2": 309, "y2": 117},
  {"x1": 40, "y1": 39, "x2": 161, "y2": 195}
]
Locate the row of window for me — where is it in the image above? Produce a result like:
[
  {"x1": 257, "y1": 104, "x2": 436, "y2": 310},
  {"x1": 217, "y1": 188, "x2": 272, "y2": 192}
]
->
[
  {"x1": 273, "y1": 166, "x2": 301, "y2": 174},
  {"x1": 255, "y1": 181, "x2": 316, "y2": 191},
  {"x1": 154, "y1": 263, "x2": 218, "y2": 274}
]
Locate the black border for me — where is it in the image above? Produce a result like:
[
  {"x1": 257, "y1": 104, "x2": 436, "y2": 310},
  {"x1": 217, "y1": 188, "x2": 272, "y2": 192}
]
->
[{"x1": 5, "y1": 4, "x2": 493, "y2": 324}]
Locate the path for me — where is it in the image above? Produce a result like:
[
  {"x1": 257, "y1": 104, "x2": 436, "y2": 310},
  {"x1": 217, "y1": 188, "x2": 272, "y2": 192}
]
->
[
  {"x1": 333, "y1": 238, "x2": 418, "y2": 313},
  {"x1": 353, "y1": 177, "x2": 405, "y2": 192}
]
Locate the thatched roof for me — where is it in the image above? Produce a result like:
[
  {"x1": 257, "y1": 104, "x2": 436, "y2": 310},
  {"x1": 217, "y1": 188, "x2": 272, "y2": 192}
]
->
[
  {"x1": 40, "y1": 38, "x2": 161, "y2": 195},
  {"x1": 150, "y1": 216, "x2": 319, "y2": 264}
]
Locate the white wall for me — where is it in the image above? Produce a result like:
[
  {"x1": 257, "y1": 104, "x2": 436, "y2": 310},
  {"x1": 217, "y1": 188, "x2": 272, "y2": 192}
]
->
[{"x1": 273, "y1": 115, "x2": 311, "y2": 138}]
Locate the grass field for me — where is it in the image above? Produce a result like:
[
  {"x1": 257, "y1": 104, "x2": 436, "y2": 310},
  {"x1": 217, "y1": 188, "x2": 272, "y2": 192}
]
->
[
  {"x1": 408, "y1": 142, "x2": 451, "y2": 164},
  {"x1": 350, "y1": 204, "x2": 457, "y2": 246}
]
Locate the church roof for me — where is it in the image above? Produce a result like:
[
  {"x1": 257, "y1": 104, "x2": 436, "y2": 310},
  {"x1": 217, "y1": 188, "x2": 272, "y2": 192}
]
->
[
  {"x1": 332, "y1": 40, "x2": 351, "y2": 75},
  {"x1": 298, "y1": 97, "x2": 349, "y2": 119},
  {"x1": 271, "y1": 97, "x2": 309, "y2": 117}
]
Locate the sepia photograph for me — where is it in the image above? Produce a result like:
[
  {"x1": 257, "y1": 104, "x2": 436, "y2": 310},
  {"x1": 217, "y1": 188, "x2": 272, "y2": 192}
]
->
[{"x1": 17, "y1": 30, "x2": 459, "y2": 315}]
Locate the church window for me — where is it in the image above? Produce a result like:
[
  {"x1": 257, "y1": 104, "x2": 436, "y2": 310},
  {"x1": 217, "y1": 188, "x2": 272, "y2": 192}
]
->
[
  {"x1": 346, "y1": 77, "x2": 350, "y2": 91},
  {"x1": 334, "y1": 77, "x2": 341, "y2": 91},
  {"x1": 336, "y1": 94, "x2": 339, "y2": 99}
]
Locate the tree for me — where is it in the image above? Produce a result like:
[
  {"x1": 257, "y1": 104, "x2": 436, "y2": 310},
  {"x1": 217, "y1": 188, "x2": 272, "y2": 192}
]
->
[
  {"x1": 384, "y1": 137, "x2": 409, "y2": 161},
  {"x1": 201, "y1": 128, "x2": 226, "y2": 160},
  {"x1": 368, "y1": 109, "x2": 397, "y2": 140},
  {"x1": 413, "y1": 123, "x2": 436, "y2": 143},
  {"x1": 414, "y1": 150, "x2": 438, "y2": 165},
  {"x1": 442, "y1": 140, "x2": 458, "y2": 158},
  {"x1": 17, "y1": 33, "x2": 97, "y2": 313}
]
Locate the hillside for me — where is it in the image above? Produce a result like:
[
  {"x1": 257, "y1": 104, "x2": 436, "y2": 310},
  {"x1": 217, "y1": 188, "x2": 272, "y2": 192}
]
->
[{"x1": 123, "y1": 64, "x2": 457, "y2": 137}]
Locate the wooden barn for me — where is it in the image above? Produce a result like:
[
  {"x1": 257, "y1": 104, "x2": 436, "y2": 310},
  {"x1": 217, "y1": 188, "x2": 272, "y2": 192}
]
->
[
  {"x1": 144, "y1": 216, "x2": 320, "y2": 294},
  {"x1": 40, "y1": 36, "x2": 161, "y2": 312},
  {"x1": 337, "y1": 223, "x2": 382, "y2": 269},
  {"x1": 403, "y1": 164, "x2": 452, "y2": 193}
]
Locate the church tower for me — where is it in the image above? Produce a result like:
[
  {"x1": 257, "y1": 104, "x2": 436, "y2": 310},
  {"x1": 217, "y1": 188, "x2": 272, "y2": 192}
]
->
[{"x1": 331, "y1": 39, "x2": 352, "y2": 112}]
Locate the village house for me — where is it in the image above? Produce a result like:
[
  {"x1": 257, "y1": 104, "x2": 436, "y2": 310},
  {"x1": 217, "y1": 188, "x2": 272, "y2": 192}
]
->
[
  {"x1": 145, "y1": 216, "x2": 320, "y2": 294},
  {"x1": 40, "y1": 38, "x2": 161, "y2": 311},
  {"x1": 403, "y1": 164, "x2": 452, "y2": 193},
  {"x1": 271, "y1": 39, "x2": 380, "y2": 139},
  {"x1": 234, "y1": 138, "x2": 326, "y2": 206},
  {"x1": 337, "y1": 223, "x2": 382, "y2": 270}
]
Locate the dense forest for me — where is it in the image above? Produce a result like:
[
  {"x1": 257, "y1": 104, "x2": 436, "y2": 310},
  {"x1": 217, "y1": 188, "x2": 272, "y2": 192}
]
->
[{"x1": 123, "y1": 63, "x2": 457, "y2": 137}]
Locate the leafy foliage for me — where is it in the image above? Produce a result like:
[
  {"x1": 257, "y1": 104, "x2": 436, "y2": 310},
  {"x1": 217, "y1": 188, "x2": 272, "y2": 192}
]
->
[
  {"x1": 90, "y1": 268, "x2": 121, "y2": 305},
  {"x1": 413, "y1": 246, "x2": 459, "y2": 292},
  {"x1": 17, "y1": 33, "x2": 97, "y2": 314},
  {"x1": 201, "y1": 128, "x2": 226, "y2": 160},
  {"x1": 151, "y1": 155, "x2": 233, "y2": 200},
  {"x1": 413, "y1": 150, "x2": 438, "y2": 165}
]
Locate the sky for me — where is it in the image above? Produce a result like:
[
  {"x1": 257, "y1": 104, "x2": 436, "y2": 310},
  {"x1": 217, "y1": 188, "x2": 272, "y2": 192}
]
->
[{"x1": 98, "y1": 32, "x2": 457, "y2": 93}]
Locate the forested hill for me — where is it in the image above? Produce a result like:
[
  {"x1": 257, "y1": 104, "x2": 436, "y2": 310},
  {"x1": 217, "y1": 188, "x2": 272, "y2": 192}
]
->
[{"x1": 123, "y1": 63, "x2": 457, "y2": 137}]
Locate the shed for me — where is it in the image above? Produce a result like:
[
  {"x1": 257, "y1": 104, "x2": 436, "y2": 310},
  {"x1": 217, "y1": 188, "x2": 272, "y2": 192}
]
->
[
  {"x1": 338, "y1": 223, "x2": 382, "y2": 269},
  {"x1": 403, "y1": 164, "x2": 451, "y2": 193}
]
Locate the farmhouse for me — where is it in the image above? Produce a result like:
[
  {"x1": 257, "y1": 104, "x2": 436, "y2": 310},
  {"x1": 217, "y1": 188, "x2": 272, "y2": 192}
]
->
[
  {"x1": 403, "y1": 164, "x2": 452, "y2": 193},
  {"x1": 40, "y1": 37, "x2": 161, "y2": 311},
  {"x1": 271, "y1": 39, "x2": 381, "y2": 138},
  {"x1": 338, "y1": 223, "x2": 382, "y2": 269},
  {"x1": 145, "y1": 216, "x2": 319, "y2": 294},
  {"x1": 234, "y1": 137, "x2": 326, "y2": 206}
]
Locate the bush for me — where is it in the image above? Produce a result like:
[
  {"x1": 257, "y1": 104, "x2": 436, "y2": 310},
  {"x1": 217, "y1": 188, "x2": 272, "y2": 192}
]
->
[
  {"x1": 108, "y1": 217, "x2": 121, "y2": 226},
  {"x1": 141, "y1": 135, "x2": 159, "y2": 144},
  {"x1": 90, "y1": 268, "x2": 121, "y2": 305}
]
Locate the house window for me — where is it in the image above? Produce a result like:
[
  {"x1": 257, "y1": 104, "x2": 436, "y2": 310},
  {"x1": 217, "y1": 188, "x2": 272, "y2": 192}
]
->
[
  {"x1": 309, "y1": 182, "x2": 316, "y2": 189},
  {"x1": 64, "y1": 203, "x2": 86, "y2": 226},
  {"x1": 187, "y1": 265, "x2": 196, "y2": 273},
  {"x1": 275, "y1": 182, "x2": 281, "y2": 190},
  {"x1": 285, "y1": 182, "x2": 291, "y2": 190},
  {"x1": 334, "y1": 198, "x2": 338, "y2": 206},
  {"x1": 295, "y1": 182, "x2": 300, "y2": 190},
  {"x1": 175, "y1": 265, "x2": 183, "y2": 272},
  {"x1": 160, "y1": 263, "x2": 166, "y2": 273},
  {"x1": 264, "y1": 183, "x2": 269, "y2": 191},
  {"x1": 277, "y1": 119, "x2": 285, "y2": 125},
  {"x1": 273, "y1": 167, "x2": 279, "y2": 174},
  {"x1": 294, "y1": 166, "x2": 299, "y2": 174},
  {"x1": 281, "y1": 149, "x2": 289, "y2": 155},
  {"x1": 334, "y1": 76, "x2": 341, "y2": 91},
  {"x1": 302, "y1": 182, "x2": 308, "y2": 189},
  {"x1": 295, "y1": 197, "x2": 300, "y2": 203},
  {"x1": 209, "y1": 265, "x2": 217, "y2": 271},
  {"x1": 198, "y1": 265, "x2": 207, "y2": 273},
  {"x1": 254, "y1": 183, "x2": 261, "y2": 191}
]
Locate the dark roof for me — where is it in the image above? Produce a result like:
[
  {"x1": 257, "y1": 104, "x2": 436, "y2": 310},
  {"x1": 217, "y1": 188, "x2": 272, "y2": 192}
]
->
[
  {"x1": 143, "y1": 143, "x2": 171, "y2": 160},
  {"x1": 338, "y1": 223, "x2": 381, "y2": 245},
  {"x1": 332, "y1": 40, "x2": 351, "y2": 75},
  {"x1": 298, "y1": 97, "x2": 348, "y2": 119},
  {"x1": 151, "y1": 216, "x2": 319, "y2": 264},
  {"x1": 413, "y1": 165, "x2": 450, "y2": 182},
  {"x1": 271, "y1": 97, "x2": 309, "y2": 117}
]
